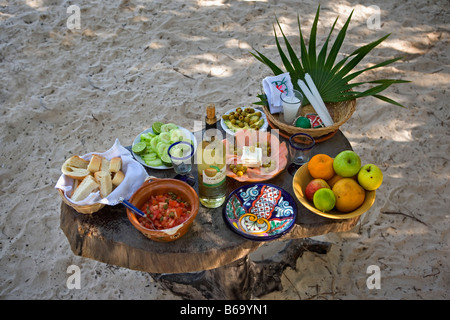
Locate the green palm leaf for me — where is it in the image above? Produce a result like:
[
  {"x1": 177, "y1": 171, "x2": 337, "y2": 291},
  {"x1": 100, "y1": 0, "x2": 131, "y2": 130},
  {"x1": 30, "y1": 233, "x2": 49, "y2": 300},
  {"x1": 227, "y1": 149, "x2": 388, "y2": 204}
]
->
[
  {"x1": 252, "y1": 6, "x2": 410, "y2": 108},
  {"x1": 275, "y1": 18, "x2": 304, "y2": 81}
]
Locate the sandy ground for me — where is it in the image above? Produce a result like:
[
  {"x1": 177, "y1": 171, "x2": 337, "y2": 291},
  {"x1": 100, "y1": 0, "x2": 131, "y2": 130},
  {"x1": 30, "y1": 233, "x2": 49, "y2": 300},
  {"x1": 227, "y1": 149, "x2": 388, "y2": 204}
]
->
[{"x1": 0, "y1": 0, "x2": 448, "y2": 300}]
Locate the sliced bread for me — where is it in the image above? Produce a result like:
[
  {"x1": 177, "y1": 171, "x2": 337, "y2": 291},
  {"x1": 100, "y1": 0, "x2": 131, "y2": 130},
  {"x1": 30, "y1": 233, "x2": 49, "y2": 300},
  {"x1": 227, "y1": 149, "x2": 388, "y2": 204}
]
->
[
  {"x1": 94, "y1": 171, "x2": 113, "y2": 198},
  {"x1": 62, "y1": 155, "x2": 90, "y2": 180},
  {"x1": 71, "y1": 175, "x2": 99, "y2": 202},
  {"x1": 109, "y1": 157, "x2": 122, "y2": 173},
  {"x1": 87, "y1": 154, "x2": 102, "y2": 172}
]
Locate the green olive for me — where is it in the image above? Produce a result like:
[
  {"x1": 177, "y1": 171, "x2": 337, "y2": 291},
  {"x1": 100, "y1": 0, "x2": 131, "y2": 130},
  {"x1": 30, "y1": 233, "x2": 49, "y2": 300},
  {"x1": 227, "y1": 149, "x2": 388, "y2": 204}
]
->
[
  {"x1": 238, "y1": 122, "x2": 245, "y2": 128},
  {"x1": 262, "y1": 161, "x2": 271, "y2": 168},
  {"x1": 244, "y1": 116, "x2": 250, "y2": 123},
  {"x1": 222, "y1": 115, "x2": 229, "y2": 120},
  {"x1": 250, "y1": 115, "x2": 260, "y2": 122}
]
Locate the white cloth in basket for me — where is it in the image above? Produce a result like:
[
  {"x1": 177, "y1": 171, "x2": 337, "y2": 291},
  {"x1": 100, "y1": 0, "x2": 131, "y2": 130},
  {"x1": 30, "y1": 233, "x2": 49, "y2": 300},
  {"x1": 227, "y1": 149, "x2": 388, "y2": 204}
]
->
[
  {"x1": 262, "y1": 72, "x2": 294, "y2": 114},
  {"x1": 55, "y1": 138, "x2": 148, "y2": 206}
]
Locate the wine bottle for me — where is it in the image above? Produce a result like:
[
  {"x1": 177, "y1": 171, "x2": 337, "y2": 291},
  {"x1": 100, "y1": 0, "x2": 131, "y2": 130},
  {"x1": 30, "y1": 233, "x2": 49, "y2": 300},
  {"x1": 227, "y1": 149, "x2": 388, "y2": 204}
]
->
[{"x1": 197, "y1": 104, "x2": 226, "y2": 208}]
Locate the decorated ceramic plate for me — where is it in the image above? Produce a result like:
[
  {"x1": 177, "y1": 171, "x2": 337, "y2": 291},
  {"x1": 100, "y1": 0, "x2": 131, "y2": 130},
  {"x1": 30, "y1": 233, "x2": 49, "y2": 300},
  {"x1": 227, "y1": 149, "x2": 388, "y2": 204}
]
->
[{"x1": 223, "y1": 183, "x2": 297, "y2": 241}]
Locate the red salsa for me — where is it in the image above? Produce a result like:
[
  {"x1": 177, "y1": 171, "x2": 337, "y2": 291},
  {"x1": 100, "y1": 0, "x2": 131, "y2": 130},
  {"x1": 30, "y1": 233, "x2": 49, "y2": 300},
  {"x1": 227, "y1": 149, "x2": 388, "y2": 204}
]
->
[{"x1": 139, "y1": 191, "x2": 191, "y2": 230}]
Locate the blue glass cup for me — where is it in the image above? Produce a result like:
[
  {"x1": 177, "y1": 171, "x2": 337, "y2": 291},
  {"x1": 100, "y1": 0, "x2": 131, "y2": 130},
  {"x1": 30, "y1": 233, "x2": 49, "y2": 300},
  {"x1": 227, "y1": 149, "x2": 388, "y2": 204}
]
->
[
  {"x1": 168, "y1": 141, "x2": 196, "y2": 186},
  {"x1": 287, "y1": 133, "x2": 315, "y2": 175}
]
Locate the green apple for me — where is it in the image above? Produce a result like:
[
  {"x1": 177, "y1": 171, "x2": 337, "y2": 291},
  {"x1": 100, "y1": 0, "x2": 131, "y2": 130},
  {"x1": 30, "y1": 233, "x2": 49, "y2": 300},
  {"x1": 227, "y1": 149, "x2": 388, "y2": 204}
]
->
[
  {"x1": 313, "y1": 188, "x2": 336, "y2": 212},
  {"x1": 333, "y1": 150, "x2": 361, "y2": 177},
  {"x1": 358, "y1": 164, "x2": 383, "y2": 190}
]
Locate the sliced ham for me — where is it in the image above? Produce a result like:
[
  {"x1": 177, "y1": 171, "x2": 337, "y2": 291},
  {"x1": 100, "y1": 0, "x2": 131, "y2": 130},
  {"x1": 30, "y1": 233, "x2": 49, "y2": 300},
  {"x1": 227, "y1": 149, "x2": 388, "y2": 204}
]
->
[{"x1": 224, "y1": 130, "x2": 288, "y2": 182}]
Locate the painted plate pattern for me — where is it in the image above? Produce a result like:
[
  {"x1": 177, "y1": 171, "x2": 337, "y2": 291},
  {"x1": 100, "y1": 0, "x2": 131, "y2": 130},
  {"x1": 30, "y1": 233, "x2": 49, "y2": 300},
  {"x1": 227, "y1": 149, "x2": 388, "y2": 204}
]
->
[{"x1": 223, "y1": 183, "x2": 297, "y2": 241}]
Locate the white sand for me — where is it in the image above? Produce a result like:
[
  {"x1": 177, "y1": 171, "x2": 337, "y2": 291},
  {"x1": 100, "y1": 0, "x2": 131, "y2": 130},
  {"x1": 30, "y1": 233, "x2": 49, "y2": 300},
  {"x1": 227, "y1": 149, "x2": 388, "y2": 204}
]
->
[{"x1": 0, "y1": 0, "x2": 448, "y2": 300}]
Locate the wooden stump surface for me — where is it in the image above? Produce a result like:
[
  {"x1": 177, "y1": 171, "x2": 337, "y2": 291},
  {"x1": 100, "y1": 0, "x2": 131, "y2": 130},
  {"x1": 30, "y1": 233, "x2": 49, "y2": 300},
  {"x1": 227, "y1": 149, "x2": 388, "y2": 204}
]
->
[{"x1": 60, "y1": 130, "x2": 360, "y2": 274}]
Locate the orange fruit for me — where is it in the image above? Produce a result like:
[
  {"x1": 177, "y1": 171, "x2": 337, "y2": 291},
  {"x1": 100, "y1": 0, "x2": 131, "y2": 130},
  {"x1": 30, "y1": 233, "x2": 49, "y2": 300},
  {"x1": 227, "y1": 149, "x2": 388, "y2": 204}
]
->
[
  {"x1": 327, "y1": 174, "x2": 344, "y2": 188},
  {"x1": 332, "y1": 178, "x2": 365, "y2": 212},
  {"x1": 327, "y1": 174, "x2": 357, "y2": 188},
  {"x1": 308, "y1": 154, "x2": 335, "y2": 180}
]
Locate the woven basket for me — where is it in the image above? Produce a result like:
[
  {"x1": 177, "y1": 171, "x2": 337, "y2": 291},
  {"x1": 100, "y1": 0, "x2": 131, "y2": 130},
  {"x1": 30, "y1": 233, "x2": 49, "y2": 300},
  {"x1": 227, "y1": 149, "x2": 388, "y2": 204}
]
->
[
  {"x1": 58, "y1": 189, "x2": 105, "y2": 214},
  {"x1": 263, "y1": 99, "x2": 356, "y2": 138}
]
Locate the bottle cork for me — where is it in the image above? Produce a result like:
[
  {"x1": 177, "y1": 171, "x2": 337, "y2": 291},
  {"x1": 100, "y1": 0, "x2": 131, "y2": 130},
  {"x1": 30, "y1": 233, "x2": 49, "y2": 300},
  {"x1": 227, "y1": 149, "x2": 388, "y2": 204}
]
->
[{"x1": 206, "y1": 103, "x2": 216, "y2": 125}]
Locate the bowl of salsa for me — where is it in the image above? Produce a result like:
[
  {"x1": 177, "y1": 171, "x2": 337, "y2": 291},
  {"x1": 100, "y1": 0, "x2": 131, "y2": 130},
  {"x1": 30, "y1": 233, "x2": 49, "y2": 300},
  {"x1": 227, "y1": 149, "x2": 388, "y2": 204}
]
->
[{"x1": 126, "y1": 178, "x2": 199, "y2": 242}]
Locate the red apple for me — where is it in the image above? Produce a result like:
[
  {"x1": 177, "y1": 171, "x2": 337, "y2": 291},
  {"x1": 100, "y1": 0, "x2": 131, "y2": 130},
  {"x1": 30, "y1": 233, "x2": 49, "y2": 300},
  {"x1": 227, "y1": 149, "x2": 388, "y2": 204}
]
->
[{"x1": 305, "y1": 179, "x2": 330, "y2": 202}]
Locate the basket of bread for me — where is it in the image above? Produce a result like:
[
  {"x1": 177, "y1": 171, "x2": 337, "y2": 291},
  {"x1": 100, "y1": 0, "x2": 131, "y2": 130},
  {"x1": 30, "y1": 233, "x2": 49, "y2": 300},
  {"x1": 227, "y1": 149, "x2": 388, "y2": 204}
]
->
[{"x1": 56, "y1": 139, "x2": 148, "y2": 214}]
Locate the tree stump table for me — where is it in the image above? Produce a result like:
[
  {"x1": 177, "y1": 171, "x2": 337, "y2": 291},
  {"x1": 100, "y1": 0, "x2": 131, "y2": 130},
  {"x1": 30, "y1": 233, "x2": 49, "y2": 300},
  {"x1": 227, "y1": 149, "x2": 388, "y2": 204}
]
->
[{"x1": 60, "y1": 130, "x2": 359, "y2": 299}]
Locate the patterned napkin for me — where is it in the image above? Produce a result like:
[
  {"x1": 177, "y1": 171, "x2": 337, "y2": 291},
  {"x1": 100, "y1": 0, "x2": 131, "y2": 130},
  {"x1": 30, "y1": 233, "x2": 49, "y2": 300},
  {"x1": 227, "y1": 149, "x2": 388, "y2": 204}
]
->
[{"x1": 262, "y1": 72, "x2": 294, "y2": 114}]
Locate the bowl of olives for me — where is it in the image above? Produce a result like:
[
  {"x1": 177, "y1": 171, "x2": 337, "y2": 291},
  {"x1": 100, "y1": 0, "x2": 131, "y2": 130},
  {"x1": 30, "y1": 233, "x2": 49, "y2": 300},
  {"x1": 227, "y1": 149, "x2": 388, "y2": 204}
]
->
[{"x1": 220, "y1": 107, "x2": 268, "y2": 136}]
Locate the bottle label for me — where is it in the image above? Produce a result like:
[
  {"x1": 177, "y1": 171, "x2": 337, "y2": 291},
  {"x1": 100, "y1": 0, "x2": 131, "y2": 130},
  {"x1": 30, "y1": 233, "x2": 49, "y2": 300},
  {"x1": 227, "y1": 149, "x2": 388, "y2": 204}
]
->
[{"x1": 202, "y1": 165, "x2": 226, "y2": 187}]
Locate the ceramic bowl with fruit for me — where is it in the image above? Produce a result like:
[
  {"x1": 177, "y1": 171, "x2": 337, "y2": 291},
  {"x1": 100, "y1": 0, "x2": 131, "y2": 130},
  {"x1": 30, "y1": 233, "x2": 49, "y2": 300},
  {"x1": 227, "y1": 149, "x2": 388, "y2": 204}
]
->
[
  {"x1": 220, "y1": 107, "x2": 268, "y2": 136},
  {"x1": 292, "y1": 151, "x2": 381, "y2": 219}
]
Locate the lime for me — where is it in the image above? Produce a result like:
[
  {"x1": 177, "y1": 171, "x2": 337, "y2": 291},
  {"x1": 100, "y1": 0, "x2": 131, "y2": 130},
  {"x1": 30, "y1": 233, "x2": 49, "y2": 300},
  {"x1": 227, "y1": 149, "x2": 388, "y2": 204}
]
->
[
  {"x1": 160, "y1": 153, "x2": 172, "y2": 167},
  {"x1": 152, "y1": 121, "x2": 164, "y2": 134},
  {"x1": 313, "y1": 188, "x2": 336, "y2": 212},
  {"x1": 132, "y1": 141, "x2": 147, "y2": 154}
]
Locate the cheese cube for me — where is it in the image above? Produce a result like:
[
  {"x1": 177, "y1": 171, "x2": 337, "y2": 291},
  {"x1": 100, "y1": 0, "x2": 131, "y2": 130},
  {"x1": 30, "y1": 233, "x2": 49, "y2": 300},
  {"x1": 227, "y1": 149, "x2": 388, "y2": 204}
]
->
[{"x1": 240, "y1": 146, "x2": 262, "y2": 167}]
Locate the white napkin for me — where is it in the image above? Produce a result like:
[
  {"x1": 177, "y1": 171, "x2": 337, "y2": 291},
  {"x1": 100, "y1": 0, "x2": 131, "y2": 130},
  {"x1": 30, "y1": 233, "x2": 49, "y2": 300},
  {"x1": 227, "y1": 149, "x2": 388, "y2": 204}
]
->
[
  {"x1": 55, "y1": 138, "x2": 149, "y2": 206},
  {"x1": 262, "y1": 72, "x2": 294, "y2": 114}
]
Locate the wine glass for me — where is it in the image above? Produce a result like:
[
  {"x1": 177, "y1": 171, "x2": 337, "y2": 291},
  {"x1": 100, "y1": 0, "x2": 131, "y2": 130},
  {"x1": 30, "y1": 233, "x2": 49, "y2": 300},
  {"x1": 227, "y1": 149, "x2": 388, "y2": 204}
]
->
[
  {"x1": 287, "y1": 133, "x2": 315, "y2": 175},
  {"x1": 168, "y1": 141, "x2": 196, "y2": 186}
]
